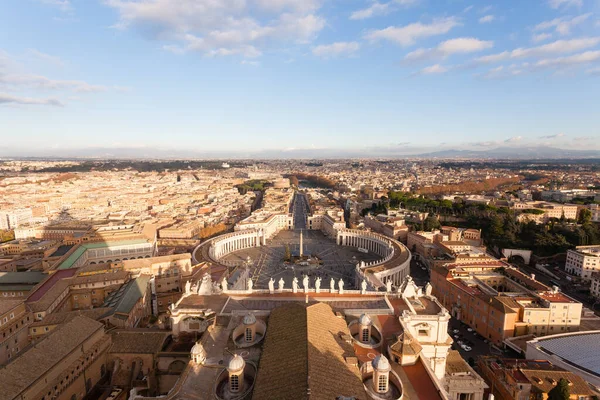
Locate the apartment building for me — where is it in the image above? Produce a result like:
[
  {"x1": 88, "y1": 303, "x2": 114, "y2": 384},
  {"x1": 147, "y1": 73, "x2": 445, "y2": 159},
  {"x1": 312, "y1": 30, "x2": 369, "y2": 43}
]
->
[
  {"x1": 0, "y1": 316, "x2": 110, "y2": 400},
  {"x1": 0, "y1": 300, "x2": 32, "y2": 364},
  {"x1": 431, "y1": 263, "x2": 582, "y2": 345},
  {"x1": 591, "y1": 272, "x2": 600, "y2": 298},
  {"x1": 566, "y1": 245, "x2": 600, "y2": 280},
  {"x1": 363, "y1": 214, "x2": 409, "y2": 242},
  {"x1": 478, "y1": 357, "x2": 595, "y2": 400},
  {"x1": 512, "y1": 201, "x2": 578, "y2": 222}
]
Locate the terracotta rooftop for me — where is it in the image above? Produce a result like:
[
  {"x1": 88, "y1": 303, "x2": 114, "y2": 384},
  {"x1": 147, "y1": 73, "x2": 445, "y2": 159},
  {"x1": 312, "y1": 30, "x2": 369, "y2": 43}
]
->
[
  {"x1": 252, "y1": 303, "x2": 367, "y2": 400},
  {"x1": 29, "y1": 307, "x2": 112, "y2": 328},
  {"x1": 0, "y1": 299, "x2": 23, "y2": 315},
  {"x1": 109, "y1": 331, "x2": 169, "y2": 354},
  {"x1": 0, "y1": 316, "x2": 103, "y2": 400},
  {"x1": 403, "y1": 359, "x2": 444, "y2": 400}
]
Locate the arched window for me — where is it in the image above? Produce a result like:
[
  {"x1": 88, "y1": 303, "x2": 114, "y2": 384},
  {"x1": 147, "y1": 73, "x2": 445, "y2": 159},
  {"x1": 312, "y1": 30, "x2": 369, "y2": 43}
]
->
[
  {"x1": 378, "y1": 375, "x2": 387, "y2": 392},
  {"x1": 362, "y1": 328, "x2": 369, "y2": 342},
  {"x1": 230, "y1": 374, "x2": 239, "y2": 392},
  {"x1": 245, "y1": 328, "x2": 252, "y2": 342}
]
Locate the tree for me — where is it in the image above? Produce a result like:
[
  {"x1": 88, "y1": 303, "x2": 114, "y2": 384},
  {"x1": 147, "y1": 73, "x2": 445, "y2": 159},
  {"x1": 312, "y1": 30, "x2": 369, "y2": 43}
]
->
[
  {"x1": 578, "y1": 208, "x2": 592, "y2": 225},
  {"x1": 547, "y1": 378, "x2": 570, "y2": 400},
  {"x1": 423, "y1": 215, "x2": 441, "y2": 231}
]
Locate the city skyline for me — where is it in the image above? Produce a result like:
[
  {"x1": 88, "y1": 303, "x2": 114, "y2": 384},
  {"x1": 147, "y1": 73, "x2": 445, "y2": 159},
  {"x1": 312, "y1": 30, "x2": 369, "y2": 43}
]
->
[{"x1": 1, "y1": 0, "x2": 600, "y2": 154}]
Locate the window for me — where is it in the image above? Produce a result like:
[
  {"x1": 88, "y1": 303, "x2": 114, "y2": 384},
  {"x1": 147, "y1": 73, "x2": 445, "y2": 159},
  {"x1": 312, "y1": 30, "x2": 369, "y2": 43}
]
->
[
  {"x1": 230, "y1": 374, "x2": 239, "y2": 392},
  {"x1": 362, "y1": 328, "x2": 370, "y2": 342},
  {"x1": 378, "y1": 375, "x2": 387, "y2": 392},
  {"x1": 245, "y1": 328, "x2": 252, "y2": 342}
]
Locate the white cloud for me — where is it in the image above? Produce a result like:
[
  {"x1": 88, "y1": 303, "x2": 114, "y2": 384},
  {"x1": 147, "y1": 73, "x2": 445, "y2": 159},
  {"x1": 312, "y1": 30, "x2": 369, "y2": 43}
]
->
[
  {"x1": 0, "y1": 93, "x2": 63, "y2": 107},
  {"x1": 37, "y1": 0, "x2": 71, "y2": 11},
  {"x1": 405, "y1": 37, "x2": 493, "y2": 62},
  {"x1": 535, "y1": 13, "x2": 591, "y2": 35},
  {"x1": 312, "y1": 42, "x2": 360, "y2": 58},
  {"x1": 254, "y1": 0, "x2": 321, "y2": 13},
  {"x1": 105, "y1": 0, "x2": 326, "y2": 58},
  {"x1": 505, "y1": 136, "x2": 522, "y2": 143},
  {"x1": 587, "y1": 66, "x2": 600, "y2": 75},
  {"x1": 0, "y1": 50, "x2": 123, "y2": 107},
  {"x1": 479, "y1": 15, "x2": 495, "y2": 24},
  {"x1": 535, "y1": 50, "x2": 600, "y2": 67},
  {"x1": 420, "y1": 64, "x2": 448, "y2": 74},
  {"x1": 0, "y1": 73, "x2": 107, "y2": 92},
  {"x1": 478, "y1": 64, "x2": 529, "y2": 79},
  {"x1": 350, "y1": 0, "x2": 418, "y2": 20},
  {"x1": 365, "y1": 17, "x2": 461, "y2": 46},
  {"x1": 548, "y1": 0, "x2": 583, "y2": 9},
  {"x1": 539, "y1": 133, "x2": 566, "y2": 139},
  {"x1": 350, "y1": 2, "x2": 390, "y2": 20},
  {"x1": 473, "y1": 37, "x2": 600, "y2": 63},
  {"x1": 532, "y1": 33, "x2": 552, "y2": 43},
  {"x1": 25, "y1": 49, "x2": 66, "y2": 67}
]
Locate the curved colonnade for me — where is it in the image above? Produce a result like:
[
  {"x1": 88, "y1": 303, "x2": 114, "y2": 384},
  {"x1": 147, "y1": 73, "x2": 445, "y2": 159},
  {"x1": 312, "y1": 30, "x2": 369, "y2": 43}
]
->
[
  {"x1": 337, "y1": 229, "x2": 411, "y2": 288},
  {"x1": 193, "y1": 227, "x2": 410, "y2": 291}
]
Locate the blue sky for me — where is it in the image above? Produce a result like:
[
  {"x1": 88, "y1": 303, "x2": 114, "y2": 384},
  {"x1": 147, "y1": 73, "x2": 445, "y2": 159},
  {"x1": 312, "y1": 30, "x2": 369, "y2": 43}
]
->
[{"x1": 1, "y1": 0, "x2": 599, "y2": 156}]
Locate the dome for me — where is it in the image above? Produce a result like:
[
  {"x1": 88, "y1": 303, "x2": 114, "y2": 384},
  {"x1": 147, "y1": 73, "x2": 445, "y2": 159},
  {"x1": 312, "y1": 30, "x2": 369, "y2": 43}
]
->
[
  {"x1": 358, "y1": 313, "x2": 372, "y2": 326},
  {"x1": 243, "y1": 313, "x2": 256, "y2": 325},
  {"x1": 228, "y1": 354, "x2": 245, "y2": 372},
  {"x1": 191, "y1": 342, "x2": 206, "y2": 357},
  {"x1": 372, "y1": 355, "x2": 391, "y2": 372}
]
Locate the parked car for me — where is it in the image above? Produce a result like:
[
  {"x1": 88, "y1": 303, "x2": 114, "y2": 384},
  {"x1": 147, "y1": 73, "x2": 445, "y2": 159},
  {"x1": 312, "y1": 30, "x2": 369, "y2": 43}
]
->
[{"x1": 466, "y1": 327, "x2": 474, "y2": 332}]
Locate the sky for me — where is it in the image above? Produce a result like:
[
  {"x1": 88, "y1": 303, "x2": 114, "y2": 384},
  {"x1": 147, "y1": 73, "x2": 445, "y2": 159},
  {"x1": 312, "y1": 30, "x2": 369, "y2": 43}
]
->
[{"x1": 1, "y1": 0, "x2": 600, "y2": 156}]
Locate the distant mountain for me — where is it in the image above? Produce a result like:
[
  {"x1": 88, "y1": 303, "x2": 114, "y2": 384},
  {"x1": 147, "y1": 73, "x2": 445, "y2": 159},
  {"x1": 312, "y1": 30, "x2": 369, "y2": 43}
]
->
[
  {"x1": 417, "y1": 146, "x2": 600, "y2": 159},
  {"x1": 1, "y1": 145, "x2": 599, "y2": 160}
]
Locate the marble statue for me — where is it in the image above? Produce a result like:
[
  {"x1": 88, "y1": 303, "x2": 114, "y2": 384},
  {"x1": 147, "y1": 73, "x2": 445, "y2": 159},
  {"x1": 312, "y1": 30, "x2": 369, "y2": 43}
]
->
[
  {"x1": 338, "y1": 278, "x2": 344, "y2": 294},
  {"x1": 303, "y1": 275, "x2": 309, "y2": 293},
  {"x1": 361, "y1": 279, "x2": 367, "y2": 294},
  {"x1": 292, "y1": 277, "x2": 299, "y2": 293},
  {"x1": 315, "y1": 277, "x2": 322, "y2": 293},
  {"x1": 185, "y1": 280, "x2": 192, "y2": 294},
  {"x1": 425, "y1": 282, "x2": 433, "y2": 296},
  {"x1": 386, "y1": 280, "x2": 392, "y2": 293},
  {"x1": 247, "y1": 278, "x2": 253, "y2": 292},
  {"x1": 330, "y1": 277, "x2": 335, "y2": 292},
  {"x1": 197, "y1": 273, "x2": 213, "y2": 295},
  {"x1": 268, "y1": 277, "x2": 275, "y2": 293},
  {"x1": 221, "y1": 277, "x2": 228, "y2": 292},
  {"x1": 278, "y1": 277, "x2": 285, "y2": 291}
]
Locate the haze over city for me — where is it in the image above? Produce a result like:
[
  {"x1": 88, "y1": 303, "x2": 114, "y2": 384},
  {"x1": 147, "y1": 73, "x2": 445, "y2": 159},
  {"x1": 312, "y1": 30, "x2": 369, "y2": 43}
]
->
[{"x1": 1, "y1": 0, "x2": 600, "y2": 157}]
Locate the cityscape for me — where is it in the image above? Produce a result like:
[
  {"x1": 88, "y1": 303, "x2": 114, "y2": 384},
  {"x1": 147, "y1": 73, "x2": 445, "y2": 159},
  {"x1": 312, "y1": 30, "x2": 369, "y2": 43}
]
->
[{"x1": 2, "y1": 1, "x2": 600, "y2": 400}]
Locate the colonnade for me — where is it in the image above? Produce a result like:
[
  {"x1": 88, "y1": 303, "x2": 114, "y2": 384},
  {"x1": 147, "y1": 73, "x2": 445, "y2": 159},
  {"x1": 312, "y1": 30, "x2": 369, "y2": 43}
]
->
[
  {"x1": 209, "y1": 229, "x2": 265, "y2": 260},
  {"x1": 337, "y1": 230, "x2": 393, "y2": 258},
  {"x1": 339, "y1": 229, "x2": 411, "y2": 289}
]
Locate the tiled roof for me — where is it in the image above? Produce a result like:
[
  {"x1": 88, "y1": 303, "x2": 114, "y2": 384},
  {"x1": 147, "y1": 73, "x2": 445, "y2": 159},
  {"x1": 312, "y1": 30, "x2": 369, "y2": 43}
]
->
[
  {"x1": 0, "y1": 299, "x2": 23, "y2": 315},
  {"x1": 0, "y1": 271, "x2": 46, "y2": 285},
  {"x1": 109, "y1": 331, "x2": 168, "y2": 354},
  {"x1": 29, "y1": 307, "x2": 112, "y2": 328},
  {"x1": 102, "y1": 275, "x2": 151, "y2": 315},
  {"x1": 520, "y1": 369, "x2": 593, "y2": 395},
  {"x1": 252, "y1": 303, "x2": 309, "y2": 400},
  {"x1": 0, "y1": 316, "x2": 103, "y2": 400},
  {"x1": 252, "y1": 303, "x2": 367, "y2": 400}
]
